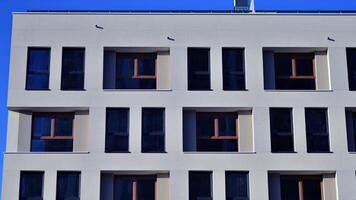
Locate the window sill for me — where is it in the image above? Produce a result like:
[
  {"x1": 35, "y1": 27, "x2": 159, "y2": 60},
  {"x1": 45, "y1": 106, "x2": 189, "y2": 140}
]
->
[
  {"x1": 5, "y1": 151, "x2": 90, "y2": 154},
  {"x1": 271, "y1": 151, "x2": 298, "y2": 154},
  {"x1": 187, "y1": 89, "x2": 213, "y2": 91},
  {"x1": 25, "y1": 89, "x2": 51, "y2": 91},
  {"x1": 184, "y1": 151, "x2": 256, "y2": 154},
  {"x1": 60, "y1": 89, "x2": 86, "y2": 91},
  {"x1": 141, "y1": 151, "x2": 167, "y2": 153},
  {"x1": 103, "y1": 89, "x2": 172, "y2": 92},
  {"x1": 223, "y1": 89, "x2": 248, "y2": 91},
  {"x1": 105, "y1": 151, "x2": 131, "y2": 153},
  {"x1": 306, "y1": 151, "x2": 334, "y2": 154},
  {"x1": 265, "y1": 89, "x2": 333, "y2": 92}
]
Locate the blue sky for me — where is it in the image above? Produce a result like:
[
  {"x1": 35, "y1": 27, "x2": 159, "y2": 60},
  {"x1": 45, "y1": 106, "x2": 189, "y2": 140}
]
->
[{"x1": 0, "y1": 0, "x2": 356, "y2": 198}]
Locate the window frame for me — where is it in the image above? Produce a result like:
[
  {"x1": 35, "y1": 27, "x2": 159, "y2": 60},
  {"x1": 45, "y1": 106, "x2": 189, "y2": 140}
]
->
[
  {"x1": 113, "y1": 175, "x2": 157, "y2": 200},
  {"x1": 141, "y1": 108, "x2": 166, "y2": 153},
  {"x1": 30, "y1": 112, "x2": 74, "y2": 152},
  {"x1": 19, "y1": 171, "x2": 44, "y2": 200},
  {"x1": 25, "y1": 47, "x2": 51, "y2": 90},
  {"x1": 305, "y1": 108, "x2": 331, "y2": 153},
  {"x1": 280, "y1": 175, "x2": 323, "y2": 200},
  {"x1": 222, "y1": 47, "x2": 246, "y2": 91},
  {"x1": 196, "y1": 112, "x2": 239, "y2": 140},
  {"x1": 189, "y1": 171, "x2": 213, "y2": 200},
  {"x1": 225, "y1": 171, "x2": 249, "y2": 200},
  {"x1": 187, "y1": 47, "x2": 211, "y2": 91},
  {"x1": 269, "y1": 108, "x2": 295, "y2": 153},
  {"x1": 31, "y1": 112, "x2": 74, "y2": 140},
  {"x1": 105, "y1": 108, "x2": 130, "y2": 153},
  {"x1": 56, "y1": 171, "x2": 81, "y2": 200},
  {"x1": 117, "y1": 53, "x2": 157, "y2": 80},
  {"x1": 346, "y1": 48, "x2": 356, "y2": 91},
  {"x1": 275, "y1": 53, "x2": 316, "y2": 80},
  {"x1": 61, "y1": 47, "x2": 86, "y2": 91}
]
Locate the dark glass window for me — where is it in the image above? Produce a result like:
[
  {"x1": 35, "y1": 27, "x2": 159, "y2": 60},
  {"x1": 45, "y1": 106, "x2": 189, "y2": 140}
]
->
[
  {"x1": 189, "y1": 171, "x2": 212, "y2": 200},
  {"x1": 305, "y1": 108, "x2": 330, "y2": 153},
  {"x1": 274, "y1": 53, "x2": 316, "y2": 90},
  {"x1": 142, "y1": 108, "x2": 165, "y2": 153},
  {"x1": 347, "y1": 48, "x2": 356, "y2": 90},
  {"x1": 113, "y1": 176, "x2": 155, "y2": 200},
  {"x1": 225, "y1": 172, "x2": 249, "y2": 200},
  {"x1": 188, "y1": 48, "x2": 211, "y2": 90},
  {"x1": 103, "y1": 52, "x2": 156, "y2": 89},
  {"x1": 31, "y1": 113, "x2": 74, "y2": 152},
  {"x1": 26, "y1": 47, "x2": 50, "y2": 90},
  {"x1": 222, "y1": 48, "x2": 245, "y2": 90},
  {"x1": 105, "y1": 108, "x2": 129, "y2": 153},
  {"x1": 61, "y1": 48, "x2": 85, "y2": 90},
  {"x1": 19, "y1": 171, "x2": 44, "y2": 200},
  {"x1": 270, "y1": 108, "x2": 294, "y2": 152},
  {"x1": 56, "y1": 171, "x2": 80, "y2": 200},
  {"x1": 346, "y1": 110, "x2": 356, "y2": 152},
  {"x1": 196, "y1": 112, "x2": 238, "y2": 152},
  {"x1": 280, "y1": 176, "x2": 322, "y2": 200}
]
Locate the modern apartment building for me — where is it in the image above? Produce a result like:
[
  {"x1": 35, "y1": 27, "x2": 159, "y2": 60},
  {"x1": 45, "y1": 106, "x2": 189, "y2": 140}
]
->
[{"x1": 3, "y1": 1, "x2": 356, "y2": 200}]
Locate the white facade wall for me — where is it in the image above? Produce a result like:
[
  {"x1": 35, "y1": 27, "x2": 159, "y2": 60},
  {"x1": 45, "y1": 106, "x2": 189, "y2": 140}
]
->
[{"x1": 3, "y1": 12, "x2": 356, "y2": 200}]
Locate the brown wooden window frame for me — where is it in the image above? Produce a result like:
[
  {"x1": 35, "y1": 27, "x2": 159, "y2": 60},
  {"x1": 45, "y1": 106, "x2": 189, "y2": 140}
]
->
[
  {"x1": 118, "y1": 53, "x2": 157, "y2": 80},
  {"x1": 113, "y1": 175, "x2": 157, "y2": 200},
  {"x1": 32, "y1": 112, "x2": 74, "y2": 140},
  {"x1": 281, "y1": 175, "x2": 323, "y2": 200},
  {"x1": 289, "y1": 53, "x2": 316, "y2": 80},
  {"x1": 197, "y1": 112, "x2": 239, "y2": 140}
]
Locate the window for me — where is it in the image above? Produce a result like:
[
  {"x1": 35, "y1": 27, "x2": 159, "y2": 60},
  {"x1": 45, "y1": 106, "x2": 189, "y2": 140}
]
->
[
  {"x1": 345, "y1": 110, "x2": 356, "y2": 152},
  {"x1": 103, "y1": 52, "x2": 156, "y2": 89},
  {"x1": 113, "y1": 176, "x2": 156, "y2": 200},
  {"x1": 274, "y1": 53, "x2": 316, "y2": 90},
  {"x1": 347, "y1": 48, "x2": 356, "y2": 90},
  {"x1": 225, "y1": 172, "x2": 249, "y2": 200},
  {"x1": 19, "y1": 171, "x2": 44, "y2": 200},
  {"x1": 26, "y1": 47, "x2": 50, "y2": 90},
  {"x1": 31, "y1": 113, "x2": 74, "y2": 152},
  {"x1": 196, "y1": 112, "x2": 238, "y2": 152},
  {"x1": 61, "y1": 48, "x2": 85, "y2": 90},
  {"x1": 141, "y1": 108, "x2": 165, "y2": 153},
  {"x1": 189, "y1": 171, "x2": 212, "y2": 200},
  {"x1": 280, "y1": 175, "x2": 322, "y2": 200},
  {"x1": 222, "y1": 48, "x2": 245, "y2": 90},
  {"x1": 305, "y1": 108, "x2": 330, "y2": 153},
  {"x1": 105, "y1": 108, "x2": 129, "y2": 153},
  {"x1": 56, "y1": 171, "x2": 80, "y2": 200},
  {"x1": 188, "y1": 48, "x2": 211, "y2": 90},
  {"x1": 270, "y1": 108, "x2": 294, "y2": 152}
]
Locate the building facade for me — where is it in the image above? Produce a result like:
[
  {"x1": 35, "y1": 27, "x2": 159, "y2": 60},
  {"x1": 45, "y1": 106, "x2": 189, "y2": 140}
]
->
[{"x1": 3, "y1": 11, "x2": 356, "y2": 200}]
